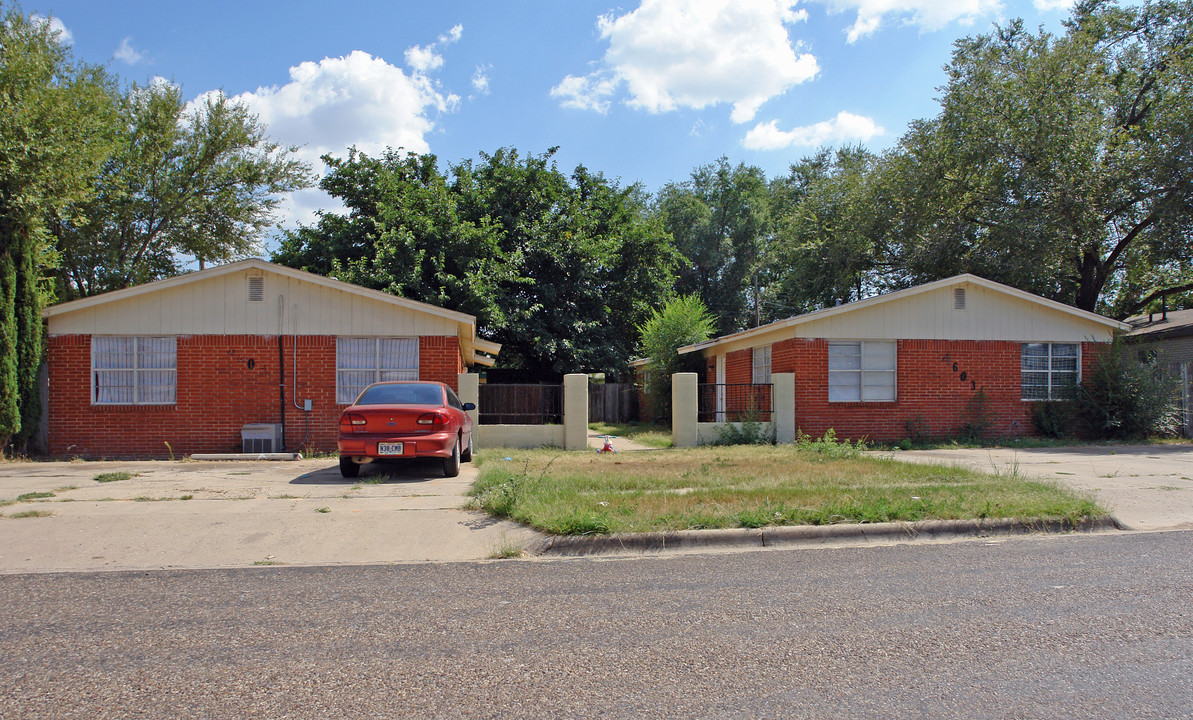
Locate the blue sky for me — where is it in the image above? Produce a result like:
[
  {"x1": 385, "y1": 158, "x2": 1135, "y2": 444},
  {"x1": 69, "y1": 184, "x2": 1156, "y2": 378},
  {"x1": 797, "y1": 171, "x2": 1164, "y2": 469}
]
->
[{"x1": 34, "y1": 0, "x2": 1076, "y2": 236}]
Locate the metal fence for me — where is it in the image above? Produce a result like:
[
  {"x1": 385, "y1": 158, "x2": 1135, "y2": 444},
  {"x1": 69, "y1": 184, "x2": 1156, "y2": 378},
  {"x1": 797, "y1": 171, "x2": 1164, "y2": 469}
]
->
[
  {"x1": 478, "y1": 383, "x2": 563, "y2": 425},
  {"x1": 698, "y1": 383, "x2": 773, "y2": 422}
]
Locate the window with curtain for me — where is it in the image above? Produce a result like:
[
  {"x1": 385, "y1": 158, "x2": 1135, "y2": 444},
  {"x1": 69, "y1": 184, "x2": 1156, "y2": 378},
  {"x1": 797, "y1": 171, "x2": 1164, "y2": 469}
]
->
[
  {"x1": 1021, "y1": 343, "x2": 1078, "y2": 400},
  {"x1": 92, "y1": 337, "x2": 177, "y2": 405},
  {"x1": 827, "y1": 341, "x2": 896, "y2": 402},
  {"x1": 336, "y1": 337, "x2": 419, "y2": 404}
]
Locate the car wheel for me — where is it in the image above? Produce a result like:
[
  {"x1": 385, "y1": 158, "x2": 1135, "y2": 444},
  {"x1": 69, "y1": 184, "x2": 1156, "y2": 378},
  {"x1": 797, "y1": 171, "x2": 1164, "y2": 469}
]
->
[
  {"x1": 461, "y1": 432, "x2": 474, "y2": 463},
  {"x1": 339, "y1": 455, "x2": 360, "y2": 478},
  {"x1": 443, "y1": 439, "x2": 461, "y2": 478}
]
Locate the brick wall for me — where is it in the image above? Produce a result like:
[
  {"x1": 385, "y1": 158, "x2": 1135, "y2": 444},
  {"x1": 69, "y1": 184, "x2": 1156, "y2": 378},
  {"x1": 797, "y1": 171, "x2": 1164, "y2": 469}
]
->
[
  {"x1": 47, "y1": 334, "x2": 463, "y2": 458},
  {"x1": 756, "y1": 338, "x2": 1103, "y2": 441}
]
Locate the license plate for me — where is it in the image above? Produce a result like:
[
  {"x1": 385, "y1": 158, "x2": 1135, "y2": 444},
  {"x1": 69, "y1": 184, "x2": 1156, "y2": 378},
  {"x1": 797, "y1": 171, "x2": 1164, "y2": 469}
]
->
[{"x1": 377, "y1": 443, "x2": 404, "y2": 456}]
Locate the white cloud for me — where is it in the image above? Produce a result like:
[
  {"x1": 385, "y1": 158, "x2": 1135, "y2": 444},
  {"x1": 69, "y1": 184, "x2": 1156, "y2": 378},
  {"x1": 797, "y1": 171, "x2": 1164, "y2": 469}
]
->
[
  {"x1": 471, "y1": 64, "x2": 492, "y2": 95},
  {"x1": 114, "y1": 37, "x2": 144, "y2": 65},
  {"x1": 30, "y1": 14, "x2": 72, "y2": 44},
  {"x1": 817, "y1": 0, "x2": 1004, "y2": 43},
  {"x1": 552, "y1": 0, "x2": 818, "y2": 123},
  {"x1": 405, "y1": 24, "x2": 463, "y2": 72},
  {"x1": 742, "y1": 111, "x2": 884, "y2": 150},
  {"x1": 196, "y1": 47, "x2": 460, "y2": 228},
  {"x1": 1032, "y1": 0, "x2": 1073, "y2": 10}
]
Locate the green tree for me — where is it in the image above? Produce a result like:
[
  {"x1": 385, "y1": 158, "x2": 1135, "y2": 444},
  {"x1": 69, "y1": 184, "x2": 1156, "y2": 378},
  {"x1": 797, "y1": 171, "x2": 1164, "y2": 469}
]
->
[
  {"x1": 276, "y1": 147, "x2": 678, "y2": 378},
  {"x1": 0, "y1": 5, "x2": 117, "y2": 451},
  {"x1": 767, "y1": 146, "x2": 887, "y2": 316},
  {"x1": 53, "y1": 81, "x2": 311, "y2": 299},
  {"x1": 880, "y1": 0, "x2": 1193, "y2": 316},
  {"x1": 637, "y1": 294, "x2": 715, "y2": 421},
  {"x1": 658, "y1": 158, "x2": 772, "y2": 334}
]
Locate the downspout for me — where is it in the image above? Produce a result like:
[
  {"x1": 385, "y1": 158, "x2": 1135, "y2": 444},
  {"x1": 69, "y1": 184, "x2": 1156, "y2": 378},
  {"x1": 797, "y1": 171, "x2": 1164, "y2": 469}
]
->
[
  {"x1": 278, "y1": 295, "x2": 286, "y2": 451},
  {"x1": 291, "y1": 303, "x2": 310, "y2": 448}
]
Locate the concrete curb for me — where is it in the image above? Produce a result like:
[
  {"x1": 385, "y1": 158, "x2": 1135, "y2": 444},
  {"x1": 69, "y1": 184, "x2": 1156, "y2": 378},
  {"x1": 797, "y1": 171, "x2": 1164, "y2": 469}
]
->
[
  {"x1": 532, "y1": 516, "x2": 1124, "y2": 557},
  {"x1": 188, "y1": 453, "x2": 304, "y2": 461}
]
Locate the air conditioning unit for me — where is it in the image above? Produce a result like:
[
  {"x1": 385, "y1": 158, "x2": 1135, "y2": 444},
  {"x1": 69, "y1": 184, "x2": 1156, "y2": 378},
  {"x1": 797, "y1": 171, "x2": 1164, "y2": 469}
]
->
[{"x1": 241, "y1": 423, "x2": 283, "y2": 453}]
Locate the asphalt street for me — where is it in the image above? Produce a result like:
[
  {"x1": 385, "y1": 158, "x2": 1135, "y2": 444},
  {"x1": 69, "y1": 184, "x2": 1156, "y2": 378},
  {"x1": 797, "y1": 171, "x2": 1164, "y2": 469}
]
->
[{"x1": 2, "y1": 531, "x2": 1191, "y2": 719}]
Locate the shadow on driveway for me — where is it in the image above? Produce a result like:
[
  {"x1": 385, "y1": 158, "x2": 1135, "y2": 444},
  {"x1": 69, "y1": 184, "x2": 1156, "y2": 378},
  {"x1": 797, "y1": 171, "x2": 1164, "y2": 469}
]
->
[{"x1": 288, "y1": 458, "x2": 453, "y2": 485}]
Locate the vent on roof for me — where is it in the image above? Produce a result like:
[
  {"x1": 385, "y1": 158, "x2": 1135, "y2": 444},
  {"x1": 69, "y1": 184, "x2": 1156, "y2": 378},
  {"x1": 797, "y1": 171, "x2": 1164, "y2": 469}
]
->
[
  {"x1": 248, "y1": 276, "x2": 264, "y2": 302},
  {"x1": 953, "y1": 287, "x2": 967, "y2": 310}
]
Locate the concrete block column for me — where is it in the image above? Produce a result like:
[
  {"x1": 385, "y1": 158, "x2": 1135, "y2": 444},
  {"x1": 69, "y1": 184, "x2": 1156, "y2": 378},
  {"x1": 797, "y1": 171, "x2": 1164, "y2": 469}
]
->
[
  {"x1": 773, "y1": 373, "x2": 795, "y2": 444},
  {"x1": 563, "y1": 373, "x2": 589, "y2": 451},
  {"x1": 672, "y1": 372, "x2": 698, "y2": 448},
  {"x1": 457, "y1": 373, "x2": 479, "y2": 428}
]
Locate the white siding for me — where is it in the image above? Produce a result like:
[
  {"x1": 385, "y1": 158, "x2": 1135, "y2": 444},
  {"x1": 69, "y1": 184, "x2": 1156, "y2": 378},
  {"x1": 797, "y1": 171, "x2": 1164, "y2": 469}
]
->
[
  {"x1": 47, "y1": 269, "x2": 461, "y2": 337},
  {"x1": 704, "y1": 283, "x2": 1119, "y2": 356}
]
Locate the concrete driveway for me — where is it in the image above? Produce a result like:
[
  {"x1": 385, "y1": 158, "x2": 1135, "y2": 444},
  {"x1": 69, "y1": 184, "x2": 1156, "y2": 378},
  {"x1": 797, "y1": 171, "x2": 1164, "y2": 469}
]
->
[
  {"x1": 880, "y1": 444, "x2": 1193, "y2": 531},
  {"x1": 0, "y1": 457, "x2": 542, "y2": 574}
]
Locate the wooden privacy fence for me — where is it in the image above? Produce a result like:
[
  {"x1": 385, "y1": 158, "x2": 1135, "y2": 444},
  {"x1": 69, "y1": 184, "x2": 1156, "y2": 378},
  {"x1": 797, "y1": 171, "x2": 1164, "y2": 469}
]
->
[
  {"x1": 588, "y1": 383, "x2": 638, "y2": 423},
  {"x1": 477, "y1": 384, "x2": 563, "y2": 425}
]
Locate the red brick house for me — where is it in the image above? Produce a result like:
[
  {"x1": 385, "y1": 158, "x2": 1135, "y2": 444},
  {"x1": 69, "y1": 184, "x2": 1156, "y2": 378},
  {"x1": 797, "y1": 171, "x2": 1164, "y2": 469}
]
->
[
  {"x1": 678, "y1": 274, "x2": 1128, "y2": 441},
  {"x1": 42, "y1": 259, "x2": 500, "y2": 458}
]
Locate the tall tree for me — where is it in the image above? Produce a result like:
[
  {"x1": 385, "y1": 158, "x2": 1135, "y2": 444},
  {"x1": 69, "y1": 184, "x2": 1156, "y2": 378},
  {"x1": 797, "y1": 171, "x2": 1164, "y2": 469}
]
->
[
  {"x1": 52, "y1": 81, "x2": 311, "y2": 300},
  {"x1": 658, "y1": 158, "x2": 772, "y2": 334},
  {"x1": 882, "y1": 0, "x2": 1193, "y2": 316},
  {"x1": 0, "y1": 5, "x2": 117, "y2": 451},
  {"x1": 276, "y1": 147, "x2": 678, "y2": 377}
]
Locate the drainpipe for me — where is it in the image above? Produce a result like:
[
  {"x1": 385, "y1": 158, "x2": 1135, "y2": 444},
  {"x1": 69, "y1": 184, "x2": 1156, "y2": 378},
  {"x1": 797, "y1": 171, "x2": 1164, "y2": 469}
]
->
[{"x1": 277, "y1": 295, "x2": 286, "y2": 451}]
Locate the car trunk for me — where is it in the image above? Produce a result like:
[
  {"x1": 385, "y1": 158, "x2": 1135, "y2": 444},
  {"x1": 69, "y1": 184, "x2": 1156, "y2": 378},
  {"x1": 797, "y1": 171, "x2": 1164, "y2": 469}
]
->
[{"x1": 354, "y1": 406, "x2": 442, "y2": 434}]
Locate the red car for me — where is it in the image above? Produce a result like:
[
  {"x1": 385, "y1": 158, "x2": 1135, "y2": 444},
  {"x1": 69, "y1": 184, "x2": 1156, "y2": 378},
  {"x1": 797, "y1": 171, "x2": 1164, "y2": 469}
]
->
[{"x1": 337, "y1": 381, "x2": 475, "y2": 478}]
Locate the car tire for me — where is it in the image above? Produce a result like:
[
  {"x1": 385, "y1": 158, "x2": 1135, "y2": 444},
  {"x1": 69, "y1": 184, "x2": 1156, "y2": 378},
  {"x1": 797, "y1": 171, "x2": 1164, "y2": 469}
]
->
[
  {"x1": 461, "y1": 432, "x2": 474, "y2": 463},
  {"x1": 339, "y1": 455, "x2": 360, "y2": 478},
  {"x1": 443, "y1": 439, "x2": 461, "y2": 478}
]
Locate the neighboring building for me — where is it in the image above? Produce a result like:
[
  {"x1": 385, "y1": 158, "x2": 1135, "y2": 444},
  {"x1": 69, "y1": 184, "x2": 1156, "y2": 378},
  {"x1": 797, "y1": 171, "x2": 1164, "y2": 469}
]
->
[
  {"x1": 678, "y1": 274, "x2": 1128, "y2": 441},
  {"x1": 1125, "y1": 307, "x2": 1193, "y2": 436},
  {"x1": 42, "y1": 259, "x2": 500, "y2": 458}
]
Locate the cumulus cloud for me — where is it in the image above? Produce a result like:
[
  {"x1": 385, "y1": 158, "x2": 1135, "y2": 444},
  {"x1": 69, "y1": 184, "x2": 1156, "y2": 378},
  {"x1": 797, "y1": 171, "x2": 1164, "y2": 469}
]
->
[
  {"x1": 817, "y1": 0, "x2": 1003, "y2": 43},
  {"x1": 30, "y1": 14, "x2": 72, "y2": 44},
  {"x1": 192, "y1": 36, "x2": 462, "y2": 228},
  {"x1": 114, "y1": 37, "x2": 144, "y2": 64},
  {"x1": 404, "y1": 23, "x2": 463, "y2": 72},
  {"x1": 552, "y1": 0, "x2": 818, "y2": 123},
  {"x1": 742, "y1": 111, "x2": 884, "y2": 150},
  {"x1": 1032, "y1": 0, "x2": 1073, "y2": 10}
]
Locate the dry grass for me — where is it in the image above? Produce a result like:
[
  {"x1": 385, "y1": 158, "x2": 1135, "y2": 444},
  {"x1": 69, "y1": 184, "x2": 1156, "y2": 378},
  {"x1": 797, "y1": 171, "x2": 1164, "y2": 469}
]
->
[{"x1": 470, "y1": 445, "x2": 1105, "y2": 535}]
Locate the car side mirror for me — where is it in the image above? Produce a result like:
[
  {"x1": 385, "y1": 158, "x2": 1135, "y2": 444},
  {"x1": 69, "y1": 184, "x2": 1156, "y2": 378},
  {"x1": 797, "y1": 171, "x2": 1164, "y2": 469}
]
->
[{"x1": 463, "y1": 402, "x2": 476, "y2": 411}]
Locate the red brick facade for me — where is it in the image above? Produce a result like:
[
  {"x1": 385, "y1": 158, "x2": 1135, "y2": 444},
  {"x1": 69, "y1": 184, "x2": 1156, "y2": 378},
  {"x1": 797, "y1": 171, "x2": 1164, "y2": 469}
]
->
[
  {"x1": 708, "y1": 339, "x2": 1100, "y2": 441},
  {"x1": 46, "y1": 334, "x2": 463, "y2": 458}
]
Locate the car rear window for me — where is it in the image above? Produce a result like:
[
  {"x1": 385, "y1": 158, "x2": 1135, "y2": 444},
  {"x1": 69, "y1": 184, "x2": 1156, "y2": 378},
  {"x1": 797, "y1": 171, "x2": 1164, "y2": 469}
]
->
[{"x1": 355, "y1": 383, "x2": 443, "y2": 406}]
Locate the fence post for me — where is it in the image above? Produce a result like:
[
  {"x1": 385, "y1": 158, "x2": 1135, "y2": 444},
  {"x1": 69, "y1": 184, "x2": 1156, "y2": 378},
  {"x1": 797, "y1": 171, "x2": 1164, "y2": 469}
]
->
[
  {"x1": 672, "y1": 372, "x2": 698, "y2": 447},
  {"x1": 458, "y1": 373, "x2": 479, "y2": 429},
  {"x1": 563, "y1": 373, "x2": 589, "y2": 450},
  {"x1": 773, "y1": 373, "x2": 795, "y2": 444}
]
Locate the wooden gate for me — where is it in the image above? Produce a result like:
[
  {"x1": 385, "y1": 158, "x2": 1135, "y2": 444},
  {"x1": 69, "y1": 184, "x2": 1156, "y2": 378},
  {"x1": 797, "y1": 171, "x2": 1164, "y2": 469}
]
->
[{"x1": 588, "y1": 383, "x2": 638, "y2": 423}]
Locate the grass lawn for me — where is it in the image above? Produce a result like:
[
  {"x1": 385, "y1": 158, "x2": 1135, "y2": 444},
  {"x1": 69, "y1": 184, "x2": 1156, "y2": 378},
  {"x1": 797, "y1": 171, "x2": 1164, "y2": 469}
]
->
[
  {"x1": 468, "y1": 444, "x2": 1106, "y2": 535},
  {"x1": 588, "y1": 422, "x2": 673, "y2": 448}
]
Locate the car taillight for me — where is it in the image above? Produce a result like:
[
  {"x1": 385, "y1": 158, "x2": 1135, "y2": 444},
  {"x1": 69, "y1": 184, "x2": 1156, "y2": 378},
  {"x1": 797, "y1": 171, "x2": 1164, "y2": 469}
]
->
[
  {"x1": 340, "y1": 413, "x2": 367, "y2": 432},
  {"x1": 417, "y1": 411, "x2": 449, "y2": 426}
]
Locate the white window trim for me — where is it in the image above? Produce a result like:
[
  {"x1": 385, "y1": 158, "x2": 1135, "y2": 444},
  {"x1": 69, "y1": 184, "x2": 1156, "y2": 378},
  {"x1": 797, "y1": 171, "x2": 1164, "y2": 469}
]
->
[
  {"x1": 752, "y1": 345, "x2": 772, "y2": 385},
  {"x1": 828, "y1": 340, "x2": 897, "y2": 403},
  {"x1": 1021, "y1": 342, "x2": 1081, "y2": 401},
  {"x1": 336, "y1": 337, "x2": 420, "y2": 404},
  {"x1": 91, "y1": 336, "x2": 177, "y2": 406}
]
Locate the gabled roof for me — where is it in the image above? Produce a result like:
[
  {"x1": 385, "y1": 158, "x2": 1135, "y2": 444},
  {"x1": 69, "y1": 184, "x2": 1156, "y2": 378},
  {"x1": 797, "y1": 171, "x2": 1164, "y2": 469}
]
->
[
  {"x1": 679, "y1": 274, "x2": 1129, "y2": 354},
  {"x1": 44, "y1": 258, "x2": 502, "y2": 365}
]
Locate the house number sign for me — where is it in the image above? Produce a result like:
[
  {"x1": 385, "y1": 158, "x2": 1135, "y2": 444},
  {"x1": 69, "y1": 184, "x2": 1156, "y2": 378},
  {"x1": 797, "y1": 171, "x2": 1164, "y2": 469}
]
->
[{"x1": 940, "y1": 353, "x2": 977, "y2": 391}]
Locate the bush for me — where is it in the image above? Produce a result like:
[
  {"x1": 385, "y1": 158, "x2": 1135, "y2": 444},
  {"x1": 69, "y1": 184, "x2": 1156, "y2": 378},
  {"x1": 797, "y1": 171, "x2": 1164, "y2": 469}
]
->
[
  {"x1": 1031, "y1": 400, "x2": 1075, "y2": 438},
  {"x1": 795, "y1": 429, "x2": 867, "y2": 458},
  {"x1": 1075, "y1": 343, "x2": 1182, "y2": 440},
  {"x1": 713, "y1": 417, "x2": 775, "y2": 445}
]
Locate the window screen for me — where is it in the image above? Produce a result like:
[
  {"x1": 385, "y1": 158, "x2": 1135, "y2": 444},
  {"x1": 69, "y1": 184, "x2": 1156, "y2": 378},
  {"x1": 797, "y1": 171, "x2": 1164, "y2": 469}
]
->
[
  {"x1": 1022, "y1": 343, "x2": 1078, "y2": 400},
  {"x1": 828, "y1": 341, "x2": 896, "y2": 402},
  {"x1": 336, "y1": 337, "x2": 419, "y2": 403},
  {"x1": 92, "y1": 337, "x2": 177, "y2": 405},
  {"x1": 752, "y1": 346, "x2": 771, "y2": 384}
]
